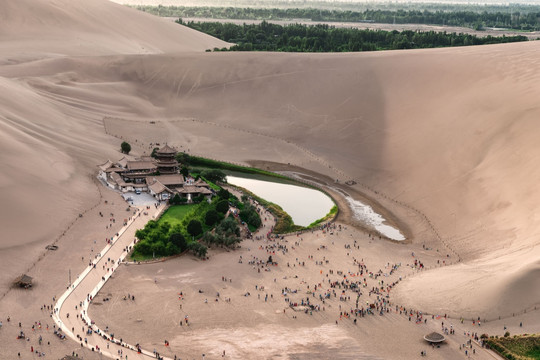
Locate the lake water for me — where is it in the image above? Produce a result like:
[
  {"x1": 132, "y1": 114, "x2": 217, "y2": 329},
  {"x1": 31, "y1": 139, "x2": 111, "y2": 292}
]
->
[
  {"x1": 226, "y1": 175, "x2": 334, "y2": 227},
  {"x1": 344, "y1": 196, "x2": 406, "y2": 241}
]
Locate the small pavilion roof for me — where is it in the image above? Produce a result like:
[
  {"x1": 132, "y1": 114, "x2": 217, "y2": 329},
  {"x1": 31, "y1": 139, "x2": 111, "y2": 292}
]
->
[
  {"x1": 178, "y1": 185, "x2": 212, "y2": 195},
  {"x1": 194, "y1": 179, "x2": 210, "y2": 188},
  {"x1": 14, "y1": 274, "x2": 33, "y2": 286},
  {"x1": 116, "y1": 156, "x2": 129, "y2": 168},
  {"x1": 110, "y1": 172, "x2": 126, "y2": 187},
  {"x1": 424, "y1": 332, "x2": 446, "y2": 343},
  {"x1": 105, "y1": 166, "x2": 124, "y2": 173},
  {"x1": 97, "y1": 160, "x2": 113, "y2": 172},
  {"x1": 156, "y1": 144, "x2": 177, "y2": 154},
  {"x1": 148, "y1": 180, "x2": 173, "y2": 195}
]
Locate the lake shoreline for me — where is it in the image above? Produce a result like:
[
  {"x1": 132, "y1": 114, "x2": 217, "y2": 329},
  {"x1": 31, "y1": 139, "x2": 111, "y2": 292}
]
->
[{"x1": 248, "y1": 160, "x2": 411, "y2": 243}]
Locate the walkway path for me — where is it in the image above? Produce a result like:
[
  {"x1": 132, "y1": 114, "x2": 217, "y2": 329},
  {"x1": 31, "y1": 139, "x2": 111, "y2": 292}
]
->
[{"x1": 52, "y1": 203, "x2": 172, "y2": 360}]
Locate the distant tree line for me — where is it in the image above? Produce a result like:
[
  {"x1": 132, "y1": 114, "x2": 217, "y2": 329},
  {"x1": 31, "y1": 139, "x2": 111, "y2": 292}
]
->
[
  {"x1": 138, "y1": 5, "x2": 540, "y2": 31},
  {"x1": 178, "y1": 20, "x2": 528, "y2": 52}
]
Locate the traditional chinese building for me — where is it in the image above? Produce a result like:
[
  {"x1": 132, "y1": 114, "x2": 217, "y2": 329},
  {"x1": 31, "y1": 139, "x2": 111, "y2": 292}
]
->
[
  {"x1": 154, "y1": 144, "x2": 179, "y2": 175},
  {"x1": 98, "y1": 145, "x2": 213, "y2": 202}
]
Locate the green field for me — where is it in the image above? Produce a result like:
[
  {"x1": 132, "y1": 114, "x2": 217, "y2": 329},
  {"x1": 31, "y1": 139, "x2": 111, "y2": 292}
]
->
[{"x1": 158, "y1": 204, "x2": 197, "y2": 227}]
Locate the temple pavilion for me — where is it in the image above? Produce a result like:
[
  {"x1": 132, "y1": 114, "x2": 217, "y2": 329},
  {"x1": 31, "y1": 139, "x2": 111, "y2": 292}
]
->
[
  {"x1": 98, "y1": 144, "x2": 213, "y2": 202},
  {"x1": 154, "y1": 144, "x2": 179, "y2": 174}
]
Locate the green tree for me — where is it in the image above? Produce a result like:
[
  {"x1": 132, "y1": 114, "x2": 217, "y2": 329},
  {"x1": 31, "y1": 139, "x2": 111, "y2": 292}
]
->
[
  {"x1": 151, "y1": 147, "x2": 159, "y2": 158},
  {"x1": 216, "y1": 199, "x2": 229, "y2": 214},
  {"x1": 193, "y1": 194, "x2": 205, "y2": 203},
  {"x1": 217, "y1": 216, "x2": 240, "y2": 237},
  {"x1": 188, "y1": 242, "x2": 208, "y2": 258},
  {"x1": 121, "y1": 141, "x2": 131, "y2": 154},
  {"x1": 239, "y1": 201, "x2": 262, "y2": 229},
  {"x1": 201, "y1": 169, "x2": 226, "y2": 183},
  {"x1": 165, "y1": 242, "x2": 179, "y2": 256},
  {"x1": 176, "y1": 152, "x2": 191, "y2": 165},
  {"x1": 187, "y1": 219, "x2": 203, "y2": 238},
  {"x1": 202, "y1": 232, "x2": 217, "y2": 246},
  {"x1": 151, "y1": 241, "x2": 166, "y2": 256},
  {"x1": 169, "y1": 233, "x2": 187, "y2": 251},
  {"x1": 180, "y1": 166, "x2": 189, "y2": 177},
  {"x1": 134, "y1": 240, "x2": 151, "y2": 255},
  {"x1": 205, "y1": 209, "x2": 220, "y2": 226},
  {"x1": 170, "y1": 193, "x2": 182, "y2": 205},
  {"x1": 217, "y1": 188, "x2": 231, "y2": 199}
]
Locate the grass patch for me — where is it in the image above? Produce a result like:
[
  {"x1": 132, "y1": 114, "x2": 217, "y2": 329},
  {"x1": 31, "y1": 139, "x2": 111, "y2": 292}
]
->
[
  {"x1": 158, "y1": 204, "x2": 197, "y2": 228},
  {"x1": 200, "y1": 176, "x2": 220, "y2": 191},
  {"x1": 130, "y1": 252, "x2": 160, "y2": 262},
  {"x1": 486, "y1": 334, "x2": 540, "y2": 360}
]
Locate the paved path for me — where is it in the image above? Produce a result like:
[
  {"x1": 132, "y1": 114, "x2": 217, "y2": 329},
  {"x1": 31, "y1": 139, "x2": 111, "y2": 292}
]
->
[{"x1": 52, "y1": 203, "x2": 173, "y2": 360}]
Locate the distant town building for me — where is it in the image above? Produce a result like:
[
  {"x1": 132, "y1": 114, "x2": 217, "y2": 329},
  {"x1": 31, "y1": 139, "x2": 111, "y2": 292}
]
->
[{"x1": 98, "y1": 145, "x2": 213, "y2": 202}]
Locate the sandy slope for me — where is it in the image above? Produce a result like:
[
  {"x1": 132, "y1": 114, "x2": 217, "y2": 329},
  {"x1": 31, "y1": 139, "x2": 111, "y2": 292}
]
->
[
  {"x1": 0, "y1": 0, "x2": 229, "y2": 62},
  {"x1": 1, "y1": 0, "x2": 540, "y2": 358}
]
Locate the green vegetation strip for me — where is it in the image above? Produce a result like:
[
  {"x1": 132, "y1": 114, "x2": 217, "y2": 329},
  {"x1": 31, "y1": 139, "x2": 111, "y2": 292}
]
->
[
  {"x1": 179, "y1": 20, "x2": 528, "y2": 52},
  {"x1": 308, "y1": 205, "x2": 338, "y2": 228},
  {"x1": 187, "y1": 155, "x2": 289, "y2": 181},
  {"x1": 486, "y1": 334, "x2": 540, "y2": 360},
  {"x1": 135, "y1": 5, "x2": 540, "y2": 31}
]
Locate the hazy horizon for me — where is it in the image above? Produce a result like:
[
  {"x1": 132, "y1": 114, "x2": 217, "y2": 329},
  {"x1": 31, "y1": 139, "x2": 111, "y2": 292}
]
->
[{"x1": 112, "y1": 0, "x2": 540, "y2": 7}]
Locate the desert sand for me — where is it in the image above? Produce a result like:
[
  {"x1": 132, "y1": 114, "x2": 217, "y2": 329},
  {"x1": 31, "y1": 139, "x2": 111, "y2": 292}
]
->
[{"x1": 1, "y1": 0, "x2": 539, "y2": 359}]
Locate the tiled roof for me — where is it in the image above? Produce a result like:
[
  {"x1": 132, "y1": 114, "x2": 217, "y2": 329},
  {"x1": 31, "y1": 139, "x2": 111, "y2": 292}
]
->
[{"x1": 127, "y1": 161, "x2": 156, "y2": 171}]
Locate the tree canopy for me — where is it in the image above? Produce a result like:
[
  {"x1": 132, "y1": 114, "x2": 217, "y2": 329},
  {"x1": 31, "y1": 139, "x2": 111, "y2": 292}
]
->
[
  {"x1": 205, "y1": 209, "x2": 220, "y2": 226},
  {"x1": 182, "y1": 20, "x2": 528, "y2": 52},
  {"x1": 216, "y1": 199, "x2": 229, "y2": 214},
  {"x1": 201, "y1": 169, "x2": 227, "y2": 183},
  {"x1": 121, "y1": 141, "x2": 131, "y2": 154},
  {"x1": 187, "y1": 219, "x2": 203, "y2": 238}
]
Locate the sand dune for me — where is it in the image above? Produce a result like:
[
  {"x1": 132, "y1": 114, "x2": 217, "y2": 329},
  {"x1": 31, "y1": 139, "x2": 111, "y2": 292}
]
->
[
  {"x1": 0, "y1": 0, "x2": 229, "y2": 62},
  {"x1": 1, "y1": 0, "x2": 540, "y2": 358}
]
